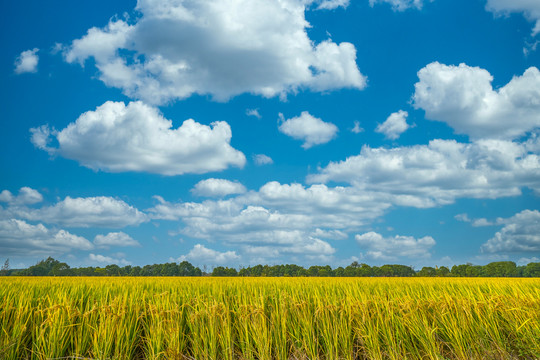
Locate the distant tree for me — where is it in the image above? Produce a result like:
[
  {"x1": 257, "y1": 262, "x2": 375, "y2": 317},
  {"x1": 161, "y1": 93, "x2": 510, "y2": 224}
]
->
[
  {"x1": 358, "y1": 263, "x2": 373, "y2": 277},
  {"x1": 105, "y1": 264, "x2": 121, "y2": 276},
  {"x1": 417, "y1": 267, "x2": 437, "y2": 277},
  {"x1": 251, "y1": 265, "x2": 264, "y2": 277},
  {"x1": 483, "y1": 261, "x2": 518, "y2": 277},
  {"x1": 380, "y1": 264, "x2": 415, "y2": 277},
  {"x1": 50, "y1": 262, "x2": 71, "y2": 276},
  {"x1": 308, "y1": 266, "x2": 321, "y2": 277},
  {"x1": 177, "y1": 261, "x2": 202, "y2": 276},
  {"x1": 451, "y1": 263, "x2": 482, "y2": 277},
  {"x1": 212, "y1": 266, "x2": 237, "y2": 276},
  {"x1": 334, "y1": 266, "x2": 345, "y2": 277},
  {"x1": 436, "y1": 266, "x2": 450, "y2": 277},
  {"x1": 130, "y1": 266, "x2": 142, "y2": 276},
  {"x1": 21, "y1": 257, "x2": 61, "y2": 276},
  {"x1": 0, "y1": 259, "x2": 9, "y2": 276},
  {"x1": 523, "y1": 262, "x2": 540, "y2": 277},
  {"x1": 9, "y1": 257, "x2": 540, "y2": 278},
  {"x1": 94, "y1": 267, "x2": 107, "y2": 276}
]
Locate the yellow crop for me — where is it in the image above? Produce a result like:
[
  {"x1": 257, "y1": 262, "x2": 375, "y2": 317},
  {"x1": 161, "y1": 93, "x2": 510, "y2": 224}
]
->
[{"x1": 1, "y1": 277, "x2": 539, "y2": 359}]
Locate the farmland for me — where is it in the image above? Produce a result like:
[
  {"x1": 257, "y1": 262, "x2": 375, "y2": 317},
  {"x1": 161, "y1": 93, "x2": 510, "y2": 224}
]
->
[{"x1": 1, "y1": 277, "x2": 539, "y2": 359}]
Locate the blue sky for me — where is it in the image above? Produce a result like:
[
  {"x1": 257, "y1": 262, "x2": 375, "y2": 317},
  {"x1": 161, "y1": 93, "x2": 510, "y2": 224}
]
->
[{"x1": 2, "y1": 0, "x2": 540, "y2": 269}]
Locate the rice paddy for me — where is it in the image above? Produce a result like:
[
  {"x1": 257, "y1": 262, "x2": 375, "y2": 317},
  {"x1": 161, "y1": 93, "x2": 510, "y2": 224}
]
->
[{"x1": 1, "y1": 277, "x2": 539, "y2": 359}]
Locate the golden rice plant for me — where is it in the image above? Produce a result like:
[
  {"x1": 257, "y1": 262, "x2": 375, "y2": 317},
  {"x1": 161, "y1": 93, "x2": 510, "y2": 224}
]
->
[{"x1": 0, "y1": 277, "x2": 539, "y2": 359}]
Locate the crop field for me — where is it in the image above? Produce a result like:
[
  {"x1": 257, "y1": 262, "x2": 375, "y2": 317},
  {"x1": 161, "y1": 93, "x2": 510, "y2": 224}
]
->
[{"x1": 0, "y1": 277, "x2": 539, "y2": 360}]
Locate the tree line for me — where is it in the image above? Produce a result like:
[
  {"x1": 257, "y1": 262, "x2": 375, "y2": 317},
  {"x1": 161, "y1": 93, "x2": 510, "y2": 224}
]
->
[{"x1": 1, "y1": 257, "x2": 539, "y2": 277}]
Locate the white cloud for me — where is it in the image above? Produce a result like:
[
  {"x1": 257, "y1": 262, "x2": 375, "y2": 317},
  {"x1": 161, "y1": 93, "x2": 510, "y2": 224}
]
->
[
  {"x1": 355, "y1": 231, "x2": 436, "y2": 260},
  {"x1": 455, "y1": 213, "x2": 471, "y2": 222},
  {"x1": 14, "y1": 48, "x2": 39, "y2": 74},
  {"x1": 0, "y1": 219, "x2": 93, "y2": 256},
  {"x1": 0, "y1": 187, "x2": 43, "y2": 205},
  {"x1": 278, "y1": 111, "x2": 338, "y2": 148},
  {"x1": 369, "y1": 0, "x2": 429, "y2": 12},
  {"x1": 481, "y1": 210, "x2": 540, "y2": 253},
  {"x1": 311, "y1": 228, "x2": 348, "y2": 240},
  {"x1": 94, "y1": 232, "x2": 140, "y2": 247},
  {"x1": 192, "y1": 178, "x2": 246, "y2": 197},
  {"x1": 518, "y1": 256, "x2": 540, "y2": 265},
  {"x1": 246, "y1": 108, "x2": 262, "y2": 119},
  {"x1": 253, "y1": 154, "x2": 273, "y2": 165},
  {"x1": 351, "y1": 120, "x2": 364, "y2": 134},
  {"x1": 315, "y1": 0, "x2": 350, "y2": 10},
  {"x1": 148, "y1": 181, "x2": 392, "y2": 263},
  {"x1": 63, "y1": 0, "x2": 366, "y2": 104},
  {"x1": 89, "y1": 253, "x2": 130, "y2": 265},
  {"x1": 486, "y1": 0, "x2": 540, "y2": 36},
  {"x1": 472, "y1": 218, "x2": 495, "y2": 227},
  {"x1": 146, "y1": 131, "x2": 540, "y2": 264},
  {"x1": 150, "y1": 182, "x2": 390, "y2": 230},
  {"x1": 31, "y1": 101, "x2": 246, "y2": 175},
  {"x1": 455, "y1": 213, "x2": 495, "y2": 227},
  {"x1": 413, "y1": 62, "x2": 540, "y2": 139},
  {"x1": 174, "y1": 244, "x2": 240, "y2": 265},
  {"x1": 524, "y1": 40, "x2": 539, "y2": 57},
  {"x1": 308, "y1": 138, "x2": 540, "y2": 207},
  {"x1": 6, "y1": 196, "x2": 148, "y2": 228},
  {"x1": 375, "y1": 110, "x2": 409, "y2": 140}
]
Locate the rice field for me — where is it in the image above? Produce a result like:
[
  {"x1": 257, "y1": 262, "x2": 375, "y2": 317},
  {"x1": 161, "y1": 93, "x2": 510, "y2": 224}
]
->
[{"x1": 1, "y1": 277, "x2": 539, "y2": 360}]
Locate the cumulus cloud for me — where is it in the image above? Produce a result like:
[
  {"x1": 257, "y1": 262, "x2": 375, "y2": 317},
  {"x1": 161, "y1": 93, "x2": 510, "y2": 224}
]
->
[
  {"x1": 89, "y1": 253, "x2": 130, "y2": 265},
  {"x1": 486, "y1": 0, "x2": 540, "y2": 36},
  {"x1": 148, "y1": 181, "x2": 393, "y2": 263},
  {"x1": 369, "y1": 0, "x2": 429, "y2": 11},
  {"x1": 14, "y1": 48, "x2": 39, "y2": 74},
  {"x1": 308, "y1": 138, "x2": 540, "y2": 207},
  {"x1": 174, "y1": 244, "x2": 240, "y2": 265},
  {"x1": 375, "y1": 110, "x2": 410, "y2": 140},
  {"x1": 0, "y1": 187, "x2": 43, "y2": 205},
  {"x1": 413, "y1": 63, "x2": 540, "y2": 139},
  {"x1": 481, "y1": 210, "x2": 540, "y2": 253},
  {"x1": 63, "y1": 0, "x2": 366, "y2": 104},
  {"x1": 192, "y1": 178, "x2": 246, "y2": 197},
  {"x1": 278, "y1": 111, "x2": 338, "y2": 148},
  {"x1": 146, "y1": 133, "x2": 540, "y2": 263},
  {"x1": 30, "y1": 101, "x2": 245, "y2": 175},
  {"x1": 355, "y1": 231, "x2": 436, "y2": 260},
  {"x1": 5, "y1": 196, "x2": 148, "y2": 228},
  {"x1": 150, "y1": 181, "x2": 390, "y2": 229},
  {"x1": 94, "y1": 232, "x2": 140, "y2": 247},
  {"x1": 0, "y1": 219, "x2": 93, "y2": 256},
  {"x1": 253, "y1": 154, "x2": 273, "y2": 165}
]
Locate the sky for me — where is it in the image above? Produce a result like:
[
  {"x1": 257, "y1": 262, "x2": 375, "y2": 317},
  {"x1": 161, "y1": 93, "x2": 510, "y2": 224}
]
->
[{"x1": 1, "y1": 0, "x2": 540, "y2": 270}]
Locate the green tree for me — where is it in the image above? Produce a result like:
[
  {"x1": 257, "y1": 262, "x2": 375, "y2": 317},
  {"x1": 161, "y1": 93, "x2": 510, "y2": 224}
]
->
[
  {"x1": 436, "y1": 266, "x2": 450, "y2": 277},
  {"x1": 22, "y1": 257, "x2": 61, "y2": 276},
  {"x1": 50, "y1": 262, "x2": 71, "y2": 276},
  {"x1": 417, "y1": 267, "x2": 437, "y2": 277},
  {"x1": 523, "y1": 262, "x2": 540, "y2": 277},
  {"x1": 212, "y1": 266, "x2": 237, "y2": 276},
  {"x1": 0, "y1": 259, "x2": 9, "y2": 276},
  {"x1": 483, "y1": 261, "x2": 518, "y2": 277}
]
